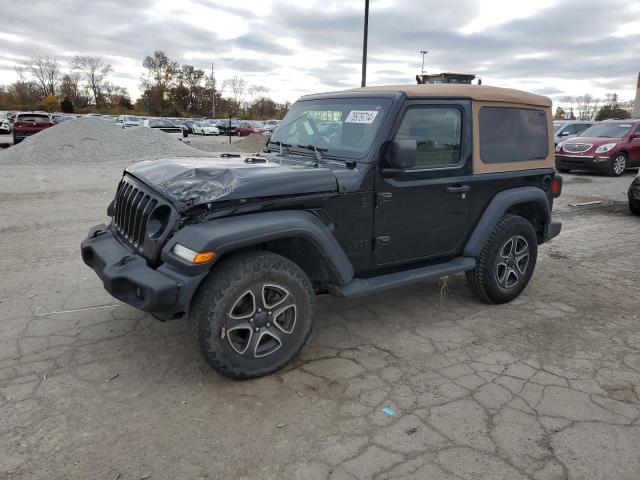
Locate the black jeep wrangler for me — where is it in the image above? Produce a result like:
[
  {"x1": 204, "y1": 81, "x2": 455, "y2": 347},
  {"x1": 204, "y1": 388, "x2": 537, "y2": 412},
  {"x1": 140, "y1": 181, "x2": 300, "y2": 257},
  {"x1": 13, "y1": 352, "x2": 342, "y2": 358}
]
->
[{"x1": 82, "y1": 84, "x2": 562, "y2": 379}]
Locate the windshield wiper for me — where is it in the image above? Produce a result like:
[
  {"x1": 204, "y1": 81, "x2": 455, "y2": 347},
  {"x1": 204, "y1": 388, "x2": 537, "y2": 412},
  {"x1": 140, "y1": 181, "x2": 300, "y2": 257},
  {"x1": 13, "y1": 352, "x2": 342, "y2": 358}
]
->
[
  {"x1": 266, "y1": 139, "x2": 292, "y2": 154},
  {"x1": 297, "y1": 144, "x2": 329, "y2": 165}
]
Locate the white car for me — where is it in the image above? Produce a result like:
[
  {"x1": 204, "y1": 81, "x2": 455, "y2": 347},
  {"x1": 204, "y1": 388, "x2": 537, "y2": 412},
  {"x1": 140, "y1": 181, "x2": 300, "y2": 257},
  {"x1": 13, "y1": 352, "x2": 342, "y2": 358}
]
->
[
  {"x1": 0, "y1": 114, "x2": 10, "y2": 134},
  {"x1": 194, "y1": 121, "x2": 220, "y2": 136},
  {"x1": 140, "y1": 119, "x2": 185, "y2": 140}
]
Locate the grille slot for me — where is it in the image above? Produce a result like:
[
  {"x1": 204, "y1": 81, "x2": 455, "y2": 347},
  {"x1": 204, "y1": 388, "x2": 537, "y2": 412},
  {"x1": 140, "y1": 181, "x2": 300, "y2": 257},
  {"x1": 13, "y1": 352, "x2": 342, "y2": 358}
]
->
[
  {"x1": 112, "y1": 176, "x2": 167, "y2": 253},
  {"x1": 562, "y1": 143, "x2": 592, "y2": 153}
]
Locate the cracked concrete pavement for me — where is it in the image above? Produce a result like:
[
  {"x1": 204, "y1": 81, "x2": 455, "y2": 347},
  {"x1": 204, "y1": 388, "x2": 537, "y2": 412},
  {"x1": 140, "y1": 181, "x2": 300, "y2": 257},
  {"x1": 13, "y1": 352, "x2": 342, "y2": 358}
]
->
[{"x1": 0, "y1": 162, "x2": 639, "y2": 479}]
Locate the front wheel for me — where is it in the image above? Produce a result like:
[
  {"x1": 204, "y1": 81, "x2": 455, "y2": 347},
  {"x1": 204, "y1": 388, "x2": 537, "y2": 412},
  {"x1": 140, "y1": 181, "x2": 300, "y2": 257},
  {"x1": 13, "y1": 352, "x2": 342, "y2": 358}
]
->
[
  {"x1": 608, "y1": 153, "x2": 627, "y2": 177},
  {"x1": 466, "y1": 214, "x2": 538, "y2": 304},
  {"x1": 191, "y1": 252, "x2": 314, "y2": 379}
]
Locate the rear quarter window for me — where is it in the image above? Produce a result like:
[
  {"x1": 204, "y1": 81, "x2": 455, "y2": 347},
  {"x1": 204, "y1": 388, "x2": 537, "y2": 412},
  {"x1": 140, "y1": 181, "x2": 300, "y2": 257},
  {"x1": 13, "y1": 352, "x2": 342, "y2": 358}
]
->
[{"x1": 479, "y1": 107, "x2": 548, "y2": 164}]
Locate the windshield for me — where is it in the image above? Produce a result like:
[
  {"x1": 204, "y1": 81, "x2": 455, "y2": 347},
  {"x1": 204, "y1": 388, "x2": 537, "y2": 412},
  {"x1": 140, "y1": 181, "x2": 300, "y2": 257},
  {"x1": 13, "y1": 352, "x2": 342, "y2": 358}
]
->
[
  {"x1": 580, "y1": 123, "x2": 633, "y2": 138},
  {"x1": 270, "y1": 98, "x2": 391, "y2": 158}
]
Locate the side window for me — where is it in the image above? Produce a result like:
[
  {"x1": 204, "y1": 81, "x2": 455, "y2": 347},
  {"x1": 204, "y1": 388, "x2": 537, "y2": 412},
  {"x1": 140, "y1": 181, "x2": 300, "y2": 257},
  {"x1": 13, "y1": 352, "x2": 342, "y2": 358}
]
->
[
  {"x1": 576, "y1": 124, "x2": 590, "y2": 133},
  {"x1": 633, "y1": 124, "x2": 640, "y2": 135},
  {"x1": 479, "y1": 107, "x2": 549, "y2": 164},
  {"x1": 396, "y1": 107, "x2": 462, "y2": 167}
]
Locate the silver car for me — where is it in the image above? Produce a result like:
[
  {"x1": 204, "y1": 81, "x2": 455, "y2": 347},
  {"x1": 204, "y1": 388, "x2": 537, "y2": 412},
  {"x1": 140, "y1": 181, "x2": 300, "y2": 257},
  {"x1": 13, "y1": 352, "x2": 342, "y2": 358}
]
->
[{"x1": 553, "y1": 120, "x2": 593, "y2": 146}]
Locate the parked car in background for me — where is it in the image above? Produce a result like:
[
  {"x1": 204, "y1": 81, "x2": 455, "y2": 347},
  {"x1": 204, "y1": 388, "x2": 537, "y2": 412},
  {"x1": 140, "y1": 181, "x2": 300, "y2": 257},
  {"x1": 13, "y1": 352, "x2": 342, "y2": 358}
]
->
[
  {"x1": 51, "y1": 113, "x2": 75, "y2": 124},
  {"x1": 12, "y1": 112, "x2": 54, "y2": 143},
  {"x1": 167, "y1": 118, "x2": 192, "y2": 136},
  {"x1": 553, "y1": 120, "x2": 593, "y2": 146},
  {"x1": 555, "y1": 120, "x2": 640, "y2": 176},
  {"x1": 629, "y1": 170, "x2": 640, "y2": 215},
  {"x1": 140, "y1": 119, "x2": 186, "y2": 139},
  {"x1": 101, "y1": 115, "x2": 118, "y2": 123},
  {"x1": 236, "y1": 121, "x2": 266, "y2": 136},
  {"x1": 264, "y1": 119, "x2": 281, "y2": 132},
  {"x1": 116, "y1": 115, "x2": 143, "y2": 128},
  {"x1": 193, "y1": 121, "x2": 220, "y2": 136},
  {"x1": 0, "y1": 112, "x2": 11, "y2": 134}
]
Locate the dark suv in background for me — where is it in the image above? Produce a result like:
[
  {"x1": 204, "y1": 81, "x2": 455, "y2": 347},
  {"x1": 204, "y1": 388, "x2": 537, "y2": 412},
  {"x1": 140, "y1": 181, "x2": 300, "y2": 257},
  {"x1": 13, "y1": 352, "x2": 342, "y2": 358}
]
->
[
  {"x1": 555, "y1": 120, "x2": 640, "y2": 176},
  {"x1": 12, "y1": 112, "x2": 54, "y2": 143}
]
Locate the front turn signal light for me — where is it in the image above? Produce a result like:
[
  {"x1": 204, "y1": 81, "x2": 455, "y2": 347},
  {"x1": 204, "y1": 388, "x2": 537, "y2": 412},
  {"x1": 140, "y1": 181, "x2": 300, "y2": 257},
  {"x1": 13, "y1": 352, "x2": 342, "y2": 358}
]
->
[{"x1": 173, "y1": 244, "x2": 216, "y2": 264}]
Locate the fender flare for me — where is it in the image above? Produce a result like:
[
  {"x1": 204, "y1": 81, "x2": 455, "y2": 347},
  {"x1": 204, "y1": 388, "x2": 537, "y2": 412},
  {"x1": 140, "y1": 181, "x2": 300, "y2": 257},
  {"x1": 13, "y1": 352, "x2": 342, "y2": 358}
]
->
[
  {"x1": 163, "y1": 210, "x2": 355, "y2": 285},
  {"x1": 463, "y1": 187, "x2": 550, "y2": 258}
]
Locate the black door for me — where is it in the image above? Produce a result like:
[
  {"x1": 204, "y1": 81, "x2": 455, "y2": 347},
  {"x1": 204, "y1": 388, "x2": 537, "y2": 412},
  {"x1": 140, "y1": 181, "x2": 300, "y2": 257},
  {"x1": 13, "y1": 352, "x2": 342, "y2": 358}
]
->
[{"x1": 373, "y1": 100, "x2": 472, "y2": 265}]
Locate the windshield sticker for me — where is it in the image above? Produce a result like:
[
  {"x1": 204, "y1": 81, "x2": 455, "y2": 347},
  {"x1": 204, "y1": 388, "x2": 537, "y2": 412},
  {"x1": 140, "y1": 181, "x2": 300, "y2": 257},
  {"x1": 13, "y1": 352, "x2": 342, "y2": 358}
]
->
[{"x1": 345, "y1": 110, "x2": 379, "y2": 124}]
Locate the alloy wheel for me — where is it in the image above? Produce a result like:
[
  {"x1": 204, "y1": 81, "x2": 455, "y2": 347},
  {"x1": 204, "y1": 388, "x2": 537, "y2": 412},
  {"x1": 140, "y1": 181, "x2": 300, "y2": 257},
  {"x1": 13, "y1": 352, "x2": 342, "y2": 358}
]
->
[
  {"x1": 225, "y1": 283, "x2": 297, "y2": 359},
  {"x1": 495, "y1": 235, "x2": 530, "y2": 289},
  {"x1": 613, "y1": 155, "x2": 626, "y2": 176}
]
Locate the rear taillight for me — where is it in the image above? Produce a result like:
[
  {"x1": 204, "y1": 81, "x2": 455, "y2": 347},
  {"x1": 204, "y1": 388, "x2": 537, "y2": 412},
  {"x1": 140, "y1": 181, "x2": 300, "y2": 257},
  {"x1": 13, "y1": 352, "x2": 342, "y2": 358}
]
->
[{"x1": 551, "y1": 175, "x2": 562, "y2": 198}]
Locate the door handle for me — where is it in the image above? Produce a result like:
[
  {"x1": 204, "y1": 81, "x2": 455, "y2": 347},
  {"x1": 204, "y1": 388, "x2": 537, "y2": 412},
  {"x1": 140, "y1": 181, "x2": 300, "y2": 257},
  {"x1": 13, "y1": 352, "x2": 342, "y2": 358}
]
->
[{"x1": 445, "y1": 185, "x2": 470, "y2": 194}]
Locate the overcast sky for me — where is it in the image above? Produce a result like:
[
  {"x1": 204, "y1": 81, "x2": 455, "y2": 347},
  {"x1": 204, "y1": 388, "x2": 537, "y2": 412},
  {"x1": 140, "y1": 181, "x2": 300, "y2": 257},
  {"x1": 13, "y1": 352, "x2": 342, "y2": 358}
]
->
[{"x1": 1, "y1": 0, "x2": 639, "y2": 105}]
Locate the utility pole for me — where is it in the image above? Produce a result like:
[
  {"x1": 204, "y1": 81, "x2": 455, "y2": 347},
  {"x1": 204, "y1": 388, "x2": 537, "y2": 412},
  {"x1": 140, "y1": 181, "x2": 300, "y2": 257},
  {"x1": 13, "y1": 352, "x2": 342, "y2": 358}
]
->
[
  {"x1": 361, "y1": 0, "x2": 369, "y2": 88},
  {"x1": 211, "y1": 63, "x2": 216, "y2": 119},
  {"x1": 420, "y1": 50, "x2": 428, "y2": 75}
]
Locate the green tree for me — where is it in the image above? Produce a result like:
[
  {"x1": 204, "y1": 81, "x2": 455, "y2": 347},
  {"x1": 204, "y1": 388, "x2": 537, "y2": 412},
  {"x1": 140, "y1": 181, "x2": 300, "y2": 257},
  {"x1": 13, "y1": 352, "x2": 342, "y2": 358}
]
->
[
  {"x1": 553, "y1": 107, "x2": 566, "y2": 120},
  {"x1": 140, "y1": 51, "x2": 179, "y2": 115},
  {"x1": 595, "y1": 93, "x2": 630, "y2": 121}
]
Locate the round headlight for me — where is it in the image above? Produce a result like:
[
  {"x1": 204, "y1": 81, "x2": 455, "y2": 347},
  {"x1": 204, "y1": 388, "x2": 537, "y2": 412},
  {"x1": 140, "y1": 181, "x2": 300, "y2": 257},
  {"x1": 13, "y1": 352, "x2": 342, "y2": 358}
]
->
[{"x1": 147, "y1": 205, "x2": 171, "y2": 239}]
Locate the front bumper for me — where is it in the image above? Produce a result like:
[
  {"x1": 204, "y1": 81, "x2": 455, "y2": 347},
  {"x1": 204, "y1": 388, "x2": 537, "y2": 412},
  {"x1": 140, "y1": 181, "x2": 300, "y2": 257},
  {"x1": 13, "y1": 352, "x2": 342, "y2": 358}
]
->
[
  {"x1": 544, "y1": 215, "x2": 562, "y2": 242},
  {"x1": 81, "y1": 224, "x2": 207, "y2": 321},
  {"x1": 555, "y1": 154, "x2": 611, "y2": 172}
]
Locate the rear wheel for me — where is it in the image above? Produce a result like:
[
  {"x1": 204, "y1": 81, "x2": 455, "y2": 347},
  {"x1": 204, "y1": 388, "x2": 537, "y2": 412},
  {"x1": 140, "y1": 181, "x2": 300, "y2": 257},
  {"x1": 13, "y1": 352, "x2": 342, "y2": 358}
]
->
[
  {"x1": 608, "y1": 153, "x2": 627, "y2": 177},
  {"x1": 466, "y1": 214, "x2": 538, "y2": 304},
  {"x1": 191, "y1": 252, "x2": 314, "y2": 379}
]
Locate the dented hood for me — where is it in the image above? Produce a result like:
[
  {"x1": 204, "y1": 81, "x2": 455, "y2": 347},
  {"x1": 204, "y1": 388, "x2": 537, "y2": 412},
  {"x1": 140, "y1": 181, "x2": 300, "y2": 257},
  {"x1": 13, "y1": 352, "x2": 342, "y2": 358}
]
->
[{"x1": 125, "y1": 154, "x2": 338, "y2": 207}]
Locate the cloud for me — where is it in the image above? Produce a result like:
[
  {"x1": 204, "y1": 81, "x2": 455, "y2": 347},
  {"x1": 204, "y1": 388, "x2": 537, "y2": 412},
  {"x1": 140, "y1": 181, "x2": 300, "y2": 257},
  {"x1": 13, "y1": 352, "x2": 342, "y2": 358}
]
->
[{"x1": 0, "y1": 0, "x2": 638, "y2": 104}]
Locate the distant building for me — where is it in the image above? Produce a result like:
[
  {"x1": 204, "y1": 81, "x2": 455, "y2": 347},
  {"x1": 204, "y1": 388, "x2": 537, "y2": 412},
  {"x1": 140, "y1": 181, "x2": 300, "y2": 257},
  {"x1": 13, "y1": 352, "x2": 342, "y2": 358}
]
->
[
  {"x1": 633, "y1": 73, "x2": 640, "y2": 118},
  {"x1": 416, "y1": 72, "x2": 477, "y2": 85}
]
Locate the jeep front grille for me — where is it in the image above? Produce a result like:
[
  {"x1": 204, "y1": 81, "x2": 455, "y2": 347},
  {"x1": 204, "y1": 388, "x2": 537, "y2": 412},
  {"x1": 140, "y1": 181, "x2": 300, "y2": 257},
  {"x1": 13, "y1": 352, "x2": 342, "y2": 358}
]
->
[
  {"x1": 112, "y1": 176, "x2": 160, "y2": 252},
  {"x1": 562, "y1": 143, "x2": 592, "y2": 153}
]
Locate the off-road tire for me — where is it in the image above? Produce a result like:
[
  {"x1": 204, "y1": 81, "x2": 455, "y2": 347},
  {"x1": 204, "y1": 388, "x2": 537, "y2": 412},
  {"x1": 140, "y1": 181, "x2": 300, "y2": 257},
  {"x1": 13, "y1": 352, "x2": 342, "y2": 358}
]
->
[
  {"x1": 629, "y1": 200, "x2": 640, "y2": 216},
  {"x1": 466, "y1": 214, "x2": 538, "y2": 304},
  {"x1": 191, "y1": 251, "x2": 314, "y2": 379},
  {"x1": 608, "y1": 153, "x2": 627, "y2": 177}
]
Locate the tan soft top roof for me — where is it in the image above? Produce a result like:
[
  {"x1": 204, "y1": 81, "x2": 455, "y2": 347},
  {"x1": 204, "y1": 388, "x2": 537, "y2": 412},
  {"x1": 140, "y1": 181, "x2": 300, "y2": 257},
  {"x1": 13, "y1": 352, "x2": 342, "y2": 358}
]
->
[{"x1": 340, "y1": 84, "x2": 551, "y2": 107}]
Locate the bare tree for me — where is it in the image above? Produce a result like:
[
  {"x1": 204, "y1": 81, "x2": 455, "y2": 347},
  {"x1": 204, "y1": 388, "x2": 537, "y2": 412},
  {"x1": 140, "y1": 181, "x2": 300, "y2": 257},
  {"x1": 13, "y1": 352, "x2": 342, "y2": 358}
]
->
[
  {"x1": 223, "y1": 75, "x2": 247, "y2": 109},
  {"x1": 13, "y1": 66, "x2": 28, "y2": 106},
  {"x1": 73, "y1": 54, "x2": 113, "y2": 107},
  {"x1": 30, "y1": 56, "x2": 60, "y2": 97},
  {"x1": 575, "y1": 94, "x2": 601, "y2": 120},
  {"x1": 248, "y1": 84, "x2": 269, "y2": 98}
]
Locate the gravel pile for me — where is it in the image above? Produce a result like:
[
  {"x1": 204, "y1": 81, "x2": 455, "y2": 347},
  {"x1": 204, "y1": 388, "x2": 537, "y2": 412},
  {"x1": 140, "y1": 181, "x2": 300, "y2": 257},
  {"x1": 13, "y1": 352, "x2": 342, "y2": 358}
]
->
[{"x1": 0, "y1": 117, "x2": 209, "y2": 165}]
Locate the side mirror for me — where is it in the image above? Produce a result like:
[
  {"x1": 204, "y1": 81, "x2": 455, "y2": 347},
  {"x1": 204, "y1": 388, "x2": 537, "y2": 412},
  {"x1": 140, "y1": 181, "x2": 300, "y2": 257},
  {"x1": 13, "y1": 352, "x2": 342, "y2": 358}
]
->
[
  {"x1": 560, "y1": 131, "x2": 571, "y2": 136},
  {"x1": 631, "y1": 134, "x2": 640, "y2": 141},
  {"x1": 385, "y1": 138, "x2": 417, "y2": 172}
]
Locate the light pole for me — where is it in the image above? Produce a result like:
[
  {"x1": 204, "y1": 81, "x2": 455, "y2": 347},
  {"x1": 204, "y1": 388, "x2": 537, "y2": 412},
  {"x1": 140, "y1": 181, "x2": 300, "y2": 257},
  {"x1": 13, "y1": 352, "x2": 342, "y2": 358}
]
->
[
  {"x1": 361, "y1": 0, "x2": 369, "y2": 88},
  {"x1": 211, "y1": 63, "x2": 216, "y2": 118},
  {"x1": 420, "y1": 50, "x2": 428, "y2": 75}
]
